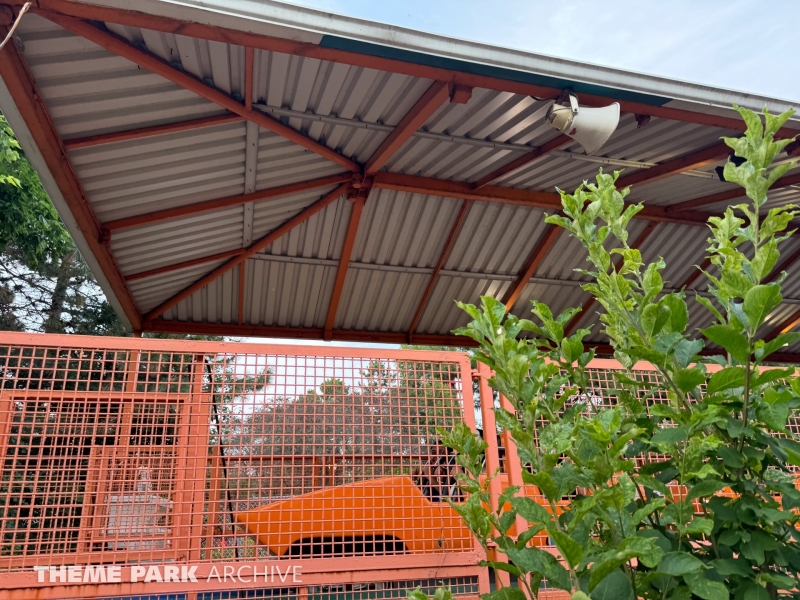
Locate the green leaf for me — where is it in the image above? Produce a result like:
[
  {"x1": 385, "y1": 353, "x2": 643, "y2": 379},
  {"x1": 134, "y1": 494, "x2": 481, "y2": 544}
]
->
[
  {"x1": 674, "y1": 367, "x2": 706, "y2": 393},
  {"x1": 743, "y1": 284, "x2": 782, "y2": 333},
  {"x1": 701, "y1": 325, "x2": 750, "y2": 364},
  {"x1": 684, "y1": 571, "x2": 729, "y2": 600},
  {"x1": 479, "y1": 587, "x2": 527, "y2": 600},
  {"x1": 651, "y1": 427, "x2": 687, "y2": 446},
  {"x1": 505, "y1": 545, "x2": 571, "y2": 591},
  {"x1": 589, "y1": 570, "x2": 633, "y2": 600},
  {"x1": 660, "y1": 294, "x2": 689, "y2": 333},
  {"x1": 711, "y1": 558, "x2": 751, "y2": 577},
  {"x1": 479, "y1": 561, "x2": 522, "y2": 578},
  {"x1": 525, "y1": 472, "x2": 559, "y2": 501},
  {"x1": 657, "y1": 551, "x2": 704, "y2": 576},
  {"x1": 408, "y1": 588, "x2": 431, "y2": 600},
  {"x1": 743, "y1": 585, "x2": 770, "y2": 600},
  {"x1": 641, "y1": 302, "x2": 671, "y2": 338},
  {"x1": 674, "y1": 339, "x2": 704, "y2": 368},
  {"x1": 510, "y1": 496, "x2": 552, "y2": 526},
  {"x1": 687, "y1": 480, "x2": 727, "y2": 502},
  {"x1": 433, "y1": 587, "x2": 453, "y2": 600},
  {"x1": 707, "y1": 367, "x2": 745, "y2": 395},
  {"x1": 548, "y1": 528, "x2": 583, "y2": 568}
]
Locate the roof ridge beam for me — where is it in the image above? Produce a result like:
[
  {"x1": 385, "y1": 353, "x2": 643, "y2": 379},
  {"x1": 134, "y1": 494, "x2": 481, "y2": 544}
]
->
[
  {"x1": 667, "y1": 171, "x2": 800, "y2": 213},
  {"x1": 31, "y1": 2, "x2": 800, "y2": 137},
  {"x1": 407, "y1": 199, "x2": 472, "y2": 340},
  {"x1": 0, "y1": 22, "x2": 142, "y2": 330},
  {"x1": 143, "y1": 183, "x2": 351, "y2": 321},
  {"x1": 373, "y1": 172, "x2": 715, "y2": 226},
  {"x1": 104, "y1": 173, "x2": 353, "y2": 233},
  {"x1": 472, "y1": 134, "x2": 572, "y2": 189},
  {"x1": 615, "y1": 142, "x2": 731, "y2": 189},
  {"x1": 41, "y1": 11, "x2": 361, "y2": 172},
  {"x1": 503, "y1": 223, "x2": 563, "y2": 312},
  {"x1": 364, "y1": 81, "x2": 451, "y2": 175}
]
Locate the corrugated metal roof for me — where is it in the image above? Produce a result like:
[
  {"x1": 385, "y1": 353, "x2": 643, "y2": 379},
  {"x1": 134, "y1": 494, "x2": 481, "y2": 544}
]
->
[{"x1": 4, "y1": 1, "x2": 800, "y2": 356}]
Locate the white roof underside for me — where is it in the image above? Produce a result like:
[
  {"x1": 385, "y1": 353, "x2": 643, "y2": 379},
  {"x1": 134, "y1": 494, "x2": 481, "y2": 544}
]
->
[{"x1": 4, "y1": 1, "x2": 800, "y2": 354}]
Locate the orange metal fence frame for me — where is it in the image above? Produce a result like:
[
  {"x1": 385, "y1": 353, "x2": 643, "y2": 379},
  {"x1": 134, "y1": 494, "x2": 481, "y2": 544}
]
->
[{"x1": 0, "y1": 333, "x2": 794, "y2": 600}]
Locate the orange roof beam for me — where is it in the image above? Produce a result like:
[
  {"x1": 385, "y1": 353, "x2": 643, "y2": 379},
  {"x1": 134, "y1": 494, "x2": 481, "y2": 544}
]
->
[
  {"x1": 373, "y1": 172, "x2": 714, "y2": 227},
  {"x1": 144, "y1": 183, "x2": 351, "y2": 322},
  {"x1": 30, "y1": 2, "x2": 800, "y2": 137},
  {"x1": 407, "y1": 199, "x2": 472, "y2": 340},
  {"x1": 103, "y1": 173, "x2": 353, "y2": 233},
  {"x1": 125, "y1": 250, "x2": 244, "y2": 282},
  {"x1": 472, "y1": 134, "x2": 572, "y2": 189},
  {"x1": 323, "y1": 185, "x2": 368, "y2": 337},
  {"x1": 364, "y1": 81, "x2": 451, "y2": 175},
  {"x1": 0, "y1": 21, "x2": 143, "y2": 330},
  {"x1": 63, "y1": 113, "x2": 245, "y2": 150},
  {"x1": 41, "y1": 11, "x2": 361, "y2": 173},
  {"x1": 503, "y1": 224, "x2": 563, "y2": 313}
]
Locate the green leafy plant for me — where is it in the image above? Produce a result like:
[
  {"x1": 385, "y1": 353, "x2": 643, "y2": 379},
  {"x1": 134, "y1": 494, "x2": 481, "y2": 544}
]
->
[{"x1": 414, "y1": 107, "x2": 800, "y2": 600}]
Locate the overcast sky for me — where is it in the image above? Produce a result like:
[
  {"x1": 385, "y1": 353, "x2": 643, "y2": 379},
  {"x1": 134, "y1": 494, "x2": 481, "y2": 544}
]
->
[{"x1": 286, "y1": 0, "x2": 800, "y2": 103}]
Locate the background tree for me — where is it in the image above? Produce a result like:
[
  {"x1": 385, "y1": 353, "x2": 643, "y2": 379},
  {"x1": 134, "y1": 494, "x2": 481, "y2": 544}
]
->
[{"x1": 0, "y1": 114, "x2": 125, "y2": 335}]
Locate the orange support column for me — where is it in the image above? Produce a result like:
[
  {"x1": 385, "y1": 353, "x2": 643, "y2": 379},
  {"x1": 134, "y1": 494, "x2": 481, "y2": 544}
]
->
[{"x1": 478, "y1": 363, "x2": 511, "y2": 588}]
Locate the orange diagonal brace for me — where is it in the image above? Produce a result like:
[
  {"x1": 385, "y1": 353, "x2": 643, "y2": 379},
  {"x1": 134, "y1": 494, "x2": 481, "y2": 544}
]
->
[
  {"x1": 144, "y1": 183, "x2": 350, "y2": 321},
  {"x1": 564, "y1": 221, "x2": 658, "y2": 336},
  {"x1": 42, "y1": 11, "x2": 360, "y2": 173},
  {"x1": 63, "y1": 113, "x2": 245, "y2": 149},
  {"x1": 668, "y1": 172, "x2": 800, "y2": 213},
  {"x1": 616, "y1": 142, "x2": 731, "y2": 189},
  {"x1": 503, "y1": 224, "x2": 563, "y2": 312},
  {"x1": 472, "y1": 134, "x2": 572, "y2": 189},
  {"x1": 408, "y1": 199, "x2": 471, "y2": 338},
  {"x1": 324, "y1": 189, "x2": 368, "y2": 335},
  {"x1": 364, "y1": 81, "x2": 450, "y2": 175},
  {"x1": 0, "y1": 23, "x2": 142, "y2": 330},
  {"x1": 104, "y1": 173, "x2": 352, "y2": 232}
]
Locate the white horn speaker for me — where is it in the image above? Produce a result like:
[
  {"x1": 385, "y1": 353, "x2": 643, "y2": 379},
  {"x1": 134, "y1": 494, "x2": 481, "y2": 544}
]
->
[{"x1": 546, "y1": 93, "x2": 620, "y2": 155}]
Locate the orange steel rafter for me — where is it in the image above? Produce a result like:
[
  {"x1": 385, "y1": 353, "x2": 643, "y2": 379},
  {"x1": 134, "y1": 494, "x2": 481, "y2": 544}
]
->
[
  {"x1": 373, "y1": 172, "x2": 714, "y2": 226},
  {"x1": 62, "y1": 113, "x2": 245, "y2": 149},
  {"x1": 668, "y1": 172, "x2": 800, "y2": 213},
  {"x1": 125, "y1": 249, "x2": 243, "y2": 282},
  {"x1": 364, "y1": 80, "x2": 450, "y2": 175},
  {"x1": 564, "y1": 221, "x2": 658, "y2": 336},
  {"x1": 27, "y1": 1, "x2": 800, "y2": 138},
  {"x1": 41, "y1": 11, "x2": 361, "y2": 173},
  {"x1": 103, "y1": 173, "x2": 353, "y2": 233},
  {"x1": 0, "y1": 21, "x2": 142, "y2": 330},
  {"x1": 616, "y1": 142, "x2": 731, "y2": 189},
  {"x1": 407, "y1": 199, "x2": 472, "y2": 340},
  {"x1": 324, "y1": 186, "x2": 369, "y2": 337},
  {"x1": 471, "y1": 134, "x2": 572, "y2": 189},
  {"x1": 503, "y1": 224, "x2": 563, "y2": 312},
  {"x1": 144, "y1": 183, "x2": 351, "y2": 321}
]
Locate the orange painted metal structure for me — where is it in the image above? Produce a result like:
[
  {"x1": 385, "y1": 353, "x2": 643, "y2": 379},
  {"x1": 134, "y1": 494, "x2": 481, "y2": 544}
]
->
[{"x1": 0, "y1": 333, "x2": 797, "y2": 599}]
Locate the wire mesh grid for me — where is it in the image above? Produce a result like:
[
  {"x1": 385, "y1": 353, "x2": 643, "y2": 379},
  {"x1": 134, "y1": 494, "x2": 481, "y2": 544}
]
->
[{"x1": 0, "y1": 342, "x2": 474, "y2": 569}]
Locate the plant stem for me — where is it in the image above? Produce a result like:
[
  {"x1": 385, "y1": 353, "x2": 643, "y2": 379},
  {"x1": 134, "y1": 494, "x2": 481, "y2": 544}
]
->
[{"x1": 739, "y1": 343, "x2": 752, "y2": 452}]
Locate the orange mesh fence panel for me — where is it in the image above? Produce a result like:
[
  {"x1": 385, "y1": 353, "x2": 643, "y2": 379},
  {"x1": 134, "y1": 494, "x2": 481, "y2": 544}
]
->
[{"x1": 0, "y1": 336, "x2": 478, "y2": 572}]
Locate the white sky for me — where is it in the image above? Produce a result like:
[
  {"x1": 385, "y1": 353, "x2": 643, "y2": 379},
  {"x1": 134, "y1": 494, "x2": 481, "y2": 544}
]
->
[{"x1": 285, "y1": 0, "x2": 800, "y2": 102}]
